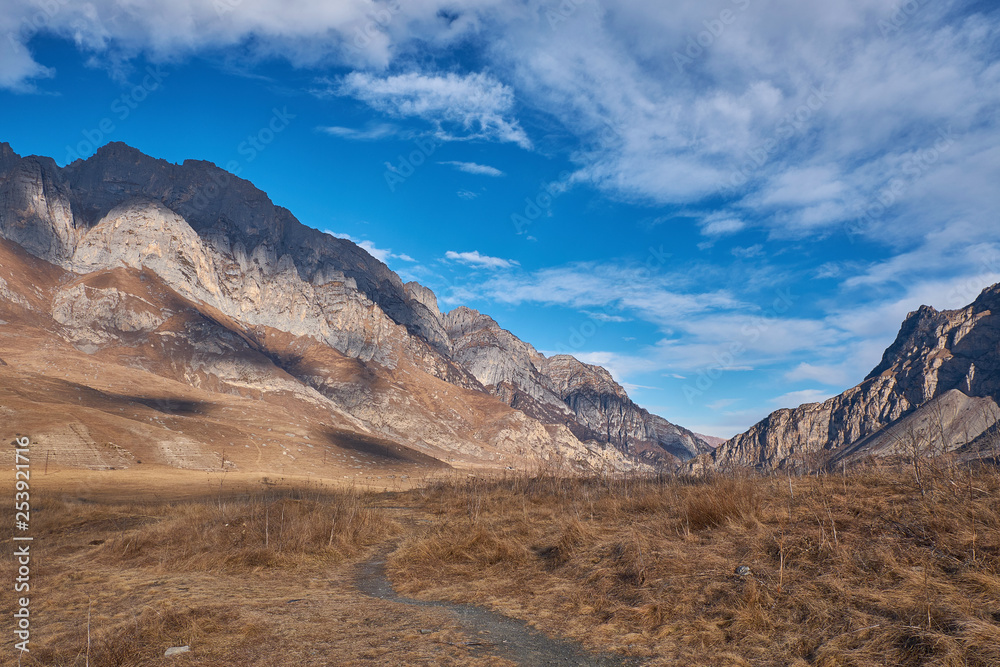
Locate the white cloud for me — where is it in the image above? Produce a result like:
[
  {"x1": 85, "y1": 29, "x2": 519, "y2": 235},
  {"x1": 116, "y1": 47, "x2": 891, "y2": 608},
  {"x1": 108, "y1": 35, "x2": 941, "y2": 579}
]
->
[
  {"x1": 325, "y1": 231, "x2": 415, "y2": 265},
  {"x1": 700, "y1": 215, "x2": 746, "y2": 236},
  {"x1": 445, "y1": 250, "x2": 518, "y2": 269},
  {"x1": 463, "y1": 262, "x2": 740, "y2": 327},
  {"x1": 731, "y1": 244, "x2": 764, "y2": 259},
  {"x1": 332, "y1": 71, "x2": 531, "y2": 148},
  {"x1": 456, "y1": 189, "x2": 479, "y2": 200},
  {"x1": 581, "y1": 311, "x2": 630, "y2": 323},
  {"x1": 771, "y1": 389, "x2": 833, "y2": 408},
  {"x1": 706, "y1": 399, "x2": 739, "y2": 411},
  {"x1": 784, "y1": 362, "x2": 857, "y2": 388},
  {"x1": 318, "y1": 123, "x2": 401, "y2": 141},
  {"x1": 439, "y1": 161, "x2": 505, "y2": 177}
]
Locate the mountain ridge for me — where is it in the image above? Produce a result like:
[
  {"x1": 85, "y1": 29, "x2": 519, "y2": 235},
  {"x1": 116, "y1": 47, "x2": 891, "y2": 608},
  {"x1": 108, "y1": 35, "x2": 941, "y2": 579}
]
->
[
  {"x1": 695, "y1": 285, "x2": 1000, "y2": 471},
  {"x1": 0, "y1": 140, "x2": 708, "y2": 472}
]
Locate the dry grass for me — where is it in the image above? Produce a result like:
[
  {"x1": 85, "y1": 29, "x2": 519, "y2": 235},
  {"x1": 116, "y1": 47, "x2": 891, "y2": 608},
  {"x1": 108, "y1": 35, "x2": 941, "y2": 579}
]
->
[
  {"x1": 4, "y1": 482, "x2": 410, "y2": 666},
  {"x1": 7, "y1": 463, "x2": 999, "y2": 665},
  {"x1": 390, "y1": 464, "x2": 1000, "y2": 666},
  {"x1": 42, "y1": 483, "x2": 394, "y2": 572}
]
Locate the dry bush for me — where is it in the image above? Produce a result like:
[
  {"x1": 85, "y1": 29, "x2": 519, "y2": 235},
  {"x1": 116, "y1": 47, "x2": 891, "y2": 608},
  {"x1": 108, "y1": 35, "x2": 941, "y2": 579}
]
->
[
  {"x1": 681, "y1": 476, "x2": 761, "y2": 531},
  {"x1": 82, "y1": 492, "x2": 391, "y2": 570},
  {"x1": 9, "y1": 483, "x2": 396, "y2": 666},
  {"x1": 56, "y1": 487, "x2": 398, "y2": 571}
]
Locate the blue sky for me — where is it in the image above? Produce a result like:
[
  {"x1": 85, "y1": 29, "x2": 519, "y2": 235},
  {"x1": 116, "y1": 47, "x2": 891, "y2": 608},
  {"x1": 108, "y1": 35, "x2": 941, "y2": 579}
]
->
[{"x1": 1, "y1": 0, "x2": 999, "y2": 438}]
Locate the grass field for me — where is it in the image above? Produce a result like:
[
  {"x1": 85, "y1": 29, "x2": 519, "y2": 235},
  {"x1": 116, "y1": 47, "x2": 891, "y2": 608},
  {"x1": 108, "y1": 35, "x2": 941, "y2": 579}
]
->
[{"x1": 5, "y1": 461, "x2": 999, "y2": 665}]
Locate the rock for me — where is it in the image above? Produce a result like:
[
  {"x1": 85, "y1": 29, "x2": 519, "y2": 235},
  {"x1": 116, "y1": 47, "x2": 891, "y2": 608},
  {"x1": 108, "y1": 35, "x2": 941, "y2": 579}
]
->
[
  {"x1": 541, "y1": 355, "x2": 712, "y2": 462},
  {"x1": 164, "y1": 646, "x2": 191, "y2": 657},
  {"x1": 444, "y1": 307, "x2": 711, "y2": 463},
  {"x1": 698, "y1": 285, "x2": 1000, "y2": 471}
]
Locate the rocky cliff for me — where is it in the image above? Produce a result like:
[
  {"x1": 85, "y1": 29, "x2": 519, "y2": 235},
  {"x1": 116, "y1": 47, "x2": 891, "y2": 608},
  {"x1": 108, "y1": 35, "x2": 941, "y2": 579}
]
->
[
  {"x1": 444, "y1": 307, "x2": 711, "y2": 463},
  {"x1": 0, "y1": 141, "x2": 704, "y2": 472},
  {"x1": 698, "y1": 286, "x2": 1000, "y2": 470}
]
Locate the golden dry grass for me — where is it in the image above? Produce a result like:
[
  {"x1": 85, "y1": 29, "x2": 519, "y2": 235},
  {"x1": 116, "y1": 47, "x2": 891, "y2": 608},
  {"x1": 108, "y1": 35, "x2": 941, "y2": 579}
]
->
[
  {"x1": 5, "y1": 463, "x2": 999, "y2": 665},
  {"x1": 390, "y1": 464, "x2": 1000, "y2": 666},
  {"x1": 4, "y1": 483, "x2": 514, "y2": 666}
]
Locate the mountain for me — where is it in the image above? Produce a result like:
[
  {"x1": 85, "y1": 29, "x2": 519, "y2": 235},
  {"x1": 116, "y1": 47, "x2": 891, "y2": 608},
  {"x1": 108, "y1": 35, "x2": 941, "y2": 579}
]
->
[
  {"x1": 443, "y1": 306, "x2": 710, "y2": 464},
  {"x1": 0, "y1": 141, "x2": 708, "y2": 474},
  {"x1": 695, "y1": 286, "x2": 1000, "y2": 470}
]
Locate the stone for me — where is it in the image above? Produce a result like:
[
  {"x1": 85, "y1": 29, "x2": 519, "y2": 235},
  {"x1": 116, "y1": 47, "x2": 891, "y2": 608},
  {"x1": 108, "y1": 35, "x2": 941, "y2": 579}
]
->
[{"x1": 695, "y1": 286, "x2": 1000, "y2": 471}]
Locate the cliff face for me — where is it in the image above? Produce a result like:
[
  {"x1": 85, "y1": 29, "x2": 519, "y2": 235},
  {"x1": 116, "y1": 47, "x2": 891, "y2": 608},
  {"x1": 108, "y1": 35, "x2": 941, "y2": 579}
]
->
[
  {"x1": 0, "y1": 141, "x2": 704, "y2": 472},
  {"x1": 444, "y1": 307, "x2": 712, "y2": 463},
  {"x1": 701, "y1": 287, "x2": 1000, "y2": 470}
]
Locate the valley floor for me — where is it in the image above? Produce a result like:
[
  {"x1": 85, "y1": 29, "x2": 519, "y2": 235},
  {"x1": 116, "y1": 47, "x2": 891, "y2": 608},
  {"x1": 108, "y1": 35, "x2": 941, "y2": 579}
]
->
[{"x1": 4, "y1": 464, "x2": 1000, "y2": 666}]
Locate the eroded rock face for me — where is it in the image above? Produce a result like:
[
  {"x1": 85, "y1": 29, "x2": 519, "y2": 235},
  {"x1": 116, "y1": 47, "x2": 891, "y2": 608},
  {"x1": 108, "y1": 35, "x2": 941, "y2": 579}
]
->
[
  {"x1": 0, "y1": 153, "x2": 80, "y2": 262},
  {"x1": 444, "y1": 307, "x2": 711, "y2": 463},
  {"x1": 71, "y1": 199, "x2": 412, "y2": 366},
  {"x1": 14, "y1": 142, "x2": 451, "y2": 356},
  {"x1": 540, "y1": 355, "x2": 711, "y2": 462},
  {"x1": 700, "y1": 286, "x2": 1000, "y2": 470}
]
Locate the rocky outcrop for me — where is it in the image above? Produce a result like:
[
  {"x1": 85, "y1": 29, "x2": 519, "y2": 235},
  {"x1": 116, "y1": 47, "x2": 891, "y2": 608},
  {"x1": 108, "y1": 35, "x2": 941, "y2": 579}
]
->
[
  {"x1": 8, "y1": 142, "x2": 452, "y2": 356},
  {"x1": 700, "y1": 285, "x2": 1000, "y2": 470},
  {"x1": 444, "y1": 307, "x2": 711, "y2": 462},
  {"x1": 540, "y1": 355, "x2": 711, "y2": 462},
  {"x1": 69, "y1": 198, "x2": 420, "y2": 367},
  {"x1": 0, "y1": 151, "x2": 80, "y2": 262}
]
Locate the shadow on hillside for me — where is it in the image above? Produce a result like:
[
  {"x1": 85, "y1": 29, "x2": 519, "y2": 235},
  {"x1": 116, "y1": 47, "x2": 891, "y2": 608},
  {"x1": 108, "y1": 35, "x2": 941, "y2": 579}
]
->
[
  {"x1": 322, "y1": 429, "x2": 447, "y2": 467},
  {"x1": 97, "y1": 391, "x2": 215, "y2": 416}
]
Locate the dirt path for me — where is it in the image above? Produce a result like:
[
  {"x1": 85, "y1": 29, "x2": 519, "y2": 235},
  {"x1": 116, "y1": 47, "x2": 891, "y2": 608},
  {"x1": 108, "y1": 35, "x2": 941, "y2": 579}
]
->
[{"x1": 353, "y1": 509, "x2": 645, "y2": 667}]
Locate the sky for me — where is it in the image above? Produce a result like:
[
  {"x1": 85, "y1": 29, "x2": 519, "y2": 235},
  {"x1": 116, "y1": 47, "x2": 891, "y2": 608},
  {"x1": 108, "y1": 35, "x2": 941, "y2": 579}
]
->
[{"x1": 1, "y1": 0, "x2": 999, "y2": 438}]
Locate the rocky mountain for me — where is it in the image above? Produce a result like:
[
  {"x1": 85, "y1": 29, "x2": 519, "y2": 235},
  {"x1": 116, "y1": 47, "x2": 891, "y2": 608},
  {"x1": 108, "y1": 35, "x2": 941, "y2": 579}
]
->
[
  {"x1": 444, "y1": 307, "x2": 711, "y2": 463},
  {"x1": 0, "y1": 141, "x2": 707, "y2": 474},
  {"x1": 696, "y1": 286, "x2": 1000, "y2": 470}
]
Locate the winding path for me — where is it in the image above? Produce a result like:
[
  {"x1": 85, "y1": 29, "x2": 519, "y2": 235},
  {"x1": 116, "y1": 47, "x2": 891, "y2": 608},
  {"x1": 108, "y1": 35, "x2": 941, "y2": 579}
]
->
[{"x1": 353, "y1": 539, "x2": 645, "y2": 667}]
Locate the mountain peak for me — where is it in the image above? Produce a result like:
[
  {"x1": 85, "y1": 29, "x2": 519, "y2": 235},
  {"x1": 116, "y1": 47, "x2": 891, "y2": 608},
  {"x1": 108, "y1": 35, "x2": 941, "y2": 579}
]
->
[
  {"x1": 0, "y1": 142, "x2": 20, "y2": 171},
  {"x1": 92, "y1": 141, "x2": 148, "y2": 159},
  {"x1": 703, "y1": 279, "x2": 1000, "y2": 471}
]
